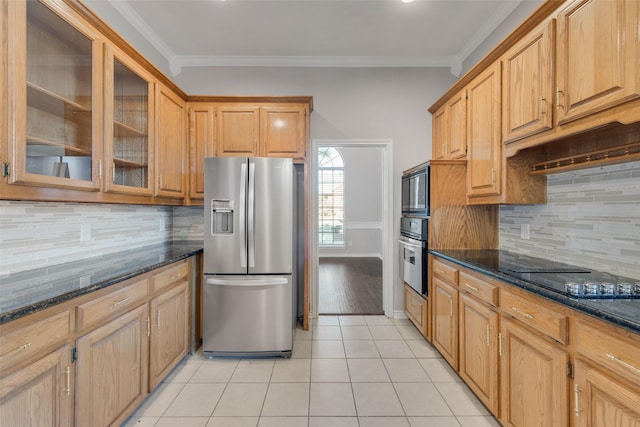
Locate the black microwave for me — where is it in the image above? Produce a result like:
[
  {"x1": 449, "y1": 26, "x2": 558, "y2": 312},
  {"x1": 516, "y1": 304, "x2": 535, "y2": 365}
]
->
[{"x1": 402, "y1": 162, "x2": 430, "y2": 216}]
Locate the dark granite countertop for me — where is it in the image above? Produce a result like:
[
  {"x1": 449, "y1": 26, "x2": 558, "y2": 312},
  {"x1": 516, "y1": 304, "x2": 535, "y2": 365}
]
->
[
  {"x1": 0, "y1": 240, "x2": 203, "y2": 324},
  {"x1": 429, "y1": 249, "x2": 640, "y2": 335}
]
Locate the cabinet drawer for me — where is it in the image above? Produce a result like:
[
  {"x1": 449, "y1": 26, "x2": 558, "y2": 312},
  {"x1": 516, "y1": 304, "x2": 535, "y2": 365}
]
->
[
  {"x1": 459, "y1": 271, "x2": 499, "y2": 307},
  {"x1": 151, "y1": 261, "x2": 189, "y2": 294},
  {"x1": 0, "y1": 309, "x2": 71, "y2": 370},
  {"x1": 404, "y1": 285, "x2": 425, "y2": 328},
  {"x1": 432, "y1": 258, "x2": 459, "y2": 285},
  {"x1": 575, "y1": 321, "x2": 640, "y2": 383},
  {"x1": 76, "y1": 279, "x2": 148, "y2": 331},
  {"x1": 501, "y1": 290, "x2": 568, "y2": 344}
]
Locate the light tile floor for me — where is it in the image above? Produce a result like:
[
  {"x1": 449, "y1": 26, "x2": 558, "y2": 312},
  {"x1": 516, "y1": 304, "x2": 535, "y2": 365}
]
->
[{"x1": 123, "y1": 316, "x2": 501, "y2": 427}]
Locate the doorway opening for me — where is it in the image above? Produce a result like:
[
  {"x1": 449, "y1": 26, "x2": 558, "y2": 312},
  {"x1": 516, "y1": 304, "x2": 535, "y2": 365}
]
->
[{"x1": 310, "y1": 140, "x2": 393, "y2": 318}]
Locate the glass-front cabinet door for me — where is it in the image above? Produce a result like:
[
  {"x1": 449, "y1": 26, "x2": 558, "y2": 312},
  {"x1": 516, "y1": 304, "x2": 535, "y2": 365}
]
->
[
  {"x1": 104, "y1": 44, "x2": 154, "y2": 195},
  {"x1": 7, "y1": 0, "x2": 102, "y2": 190}
]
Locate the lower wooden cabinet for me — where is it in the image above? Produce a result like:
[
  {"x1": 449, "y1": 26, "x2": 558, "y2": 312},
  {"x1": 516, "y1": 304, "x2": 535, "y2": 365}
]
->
[
  {"x1": 432, "y1": 276, "x2": 459, "y2": 369},
  {"x1": 459, "y1": 293, "x2": 499, "y2": 415},
  {"x1": 499, "y1": 317, "x2": 569, "y2": 427},
  {"x1": 403, "y1": 284, "x2": 429, "y2": 339},
  {"x1": 573, "y1": 360, "x2": 640, "y2": 427},
  {"x1": 149, "y1": 280, "x2": 189, "y2": 390},
  {"x1": 75, "y1": 304, "x2": 149, "y2": 427},
  {"x1": 0, "y1": 344, "x2": 74, "y2": 427}
]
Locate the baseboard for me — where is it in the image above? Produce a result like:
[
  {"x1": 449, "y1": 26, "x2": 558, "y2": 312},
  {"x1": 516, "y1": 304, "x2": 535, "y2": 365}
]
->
[{"x1": 392, "y1": 310, "x2": 408, "y2": 319}]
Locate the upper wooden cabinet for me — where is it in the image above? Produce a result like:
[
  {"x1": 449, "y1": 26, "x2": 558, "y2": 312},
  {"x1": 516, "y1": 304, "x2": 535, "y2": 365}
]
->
[
  {"x1": 188, "y1": 103, "x2": 216, "y2": 201},
  {"x1": 215, "y1": 102, "x2": 309, "y2": 159},
  {"x1": 155, "y1": 83, "x2": 187, "y2": 199},
  {"x1": 466, "y1": 62, "x2": 502, "y2": 200},
  {"x1": 6, "y1": 0, "x2": 103, "y2": 191},
  {"x1": 555, "y1": 0, "x2": 640, "y2": 126},
  {"x1": 502, "y1": 18, "x2": 555, "y2": 144},
  {"x1": 466, "y1": 62, "x2": 547, "y2": 205},
  {"x1": 103, "y1": 44, "x2": 155, "y2": 196},
  {"x1": 432, "y1": 90, "x2": 466, "y2": 160},
  {"x1": 216, "y1": 104, "x2": 261, "y2": 157},
  {"x1": 260, "y1": 104, "x2": 308, "y2": 158}
]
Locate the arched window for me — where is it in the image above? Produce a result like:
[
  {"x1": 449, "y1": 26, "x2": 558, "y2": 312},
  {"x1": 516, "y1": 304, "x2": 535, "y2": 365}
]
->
[{"x1": 318, "y1": 147, "x2": 344, "y2": 247}]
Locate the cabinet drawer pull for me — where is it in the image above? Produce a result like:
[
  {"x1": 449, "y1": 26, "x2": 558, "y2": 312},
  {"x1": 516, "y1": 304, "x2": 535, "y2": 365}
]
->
[
  {"x1": 498, "y1": 332, "x2": 503, "y2": 357},
  {"x1": 573, "y1": 384, "x2": 581, "y2": 416},
  {"x1": 156, "y1": 310, "x2": 161, "y2": 329},
  {"x1": 556, "y1": 88, "x2": 565, "y2": 110},
  {"x1": 449, "y1": 298, "x2": 454, "y2": 316},
  {"x1": 171, "y1": 273, "x2": 182, "y2": 280},
  {"x1": 436, "y1": 269, "x2": 446, "y2": 275},
  {"x1": 146, "y1": 317, "x2": 151, "y2": 337},
  {"x1": 540, "y1": 96, "x2": 547, "y2": 116},
  {"x1": 511, "y1": 306, "x2": 534, "y2": 320},
  {"x1": 486, "y1": 324, "x2": 490, "y2": 347},
  {"x1": 605, "y1": 353, "x2": 640, "y2": 375},
  {"x1": 464, "y1": 283, "x2": 479, "y2": 293},
  {"x1": 1, "y1": 342, "x2": 33, "y2": 359},
  {"x1": 112, "y1": 296, "x2": 131, "y2": 309},
  {"x1": 63, "y1": 366, "x2": 71, "y2": 396}
]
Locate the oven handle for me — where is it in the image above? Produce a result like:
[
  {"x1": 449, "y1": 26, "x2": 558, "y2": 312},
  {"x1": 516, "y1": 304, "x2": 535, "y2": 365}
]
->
[{"x1": 398, "y1": 239, "x2": 422, "y2": 250}]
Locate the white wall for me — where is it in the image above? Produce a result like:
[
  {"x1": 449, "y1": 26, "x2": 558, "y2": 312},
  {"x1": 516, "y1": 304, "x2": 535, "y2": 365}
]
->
[{"x1": 319, "y1": 146, "x2": 383, "y2": 258}]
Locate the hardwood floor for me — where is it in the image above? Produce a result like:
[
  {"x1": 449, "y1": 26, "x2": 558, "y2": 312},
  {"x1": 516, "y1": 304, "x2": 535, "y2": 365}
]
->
[{"x1": 318, "y1": 257, "x2": 383, "y2": 315}]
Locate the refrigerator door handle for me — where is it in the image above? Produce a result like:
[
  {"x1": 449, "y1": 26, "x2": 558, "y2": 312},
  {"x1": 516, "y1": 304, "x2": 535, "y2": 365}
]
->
[
  {"x1": 239, "y1": 162, "x2": 248, "y2": 268},
  {"x1": 206, "y1": 277, "x2": 288, "y2": 287},
  {"x1": 248, "y1": 161, "x2": 256, "y2": 268}
]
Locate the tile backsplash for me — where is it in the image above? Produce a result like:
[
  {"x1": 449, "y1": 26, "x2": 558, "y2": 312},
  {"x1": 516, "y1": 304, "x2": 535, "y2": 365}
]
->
[
  {"x1": 0, "y1": 201, "x2": 204, "y2": 275},
  {"x1": 500, "y1": 161, "x2": 640, "y2": 280}
]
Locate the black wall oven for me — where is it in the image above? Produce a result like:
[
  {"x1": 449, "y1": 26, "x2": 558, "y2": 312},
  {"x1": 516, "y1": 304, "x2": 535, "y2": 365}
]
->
[
  {"x1": 402, "y1": 162, "x2": 430, "y2": 217},
  {"x1": 399, "y1": 217, "x2": 428, "y2": 295}
]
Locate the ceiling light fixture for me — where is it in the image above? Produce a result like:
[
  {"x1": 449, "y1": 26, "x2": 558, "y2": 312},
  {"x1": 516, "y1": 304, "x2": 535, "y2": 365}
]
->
[{"x1": 401, "y1": 0, "x2": 416, "y2": 3}]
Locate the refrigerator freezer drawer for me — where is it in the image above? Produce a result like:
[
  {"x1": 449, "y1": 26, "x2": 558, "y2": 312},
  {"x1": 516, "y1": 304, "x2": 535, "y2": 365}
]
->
[{"x1": 203, "y1": 275, "x2": 294, "y2": 357}]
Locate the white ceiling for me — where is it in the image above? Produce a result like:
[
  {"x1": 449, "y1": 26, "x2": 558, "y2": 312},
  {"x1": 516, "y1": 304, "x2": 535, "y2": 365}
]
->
[{"x1": 87, "y1": 0, "x2": 532, "y2": 76}]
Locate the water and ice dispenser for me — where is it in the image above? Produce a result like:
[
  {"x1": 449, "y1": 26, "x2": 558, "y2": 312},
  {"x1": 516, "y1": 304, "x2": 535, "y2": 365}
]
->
[{"x1": 211, "y1": 199, "x2": 234, "y2": 234}]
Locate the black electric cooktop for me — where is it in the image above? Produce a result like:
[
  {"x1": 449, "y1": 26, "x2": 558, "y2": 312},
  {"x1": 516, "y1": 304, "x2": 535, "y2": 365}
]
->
[{"x1": 444, "y1": 250, "x2": 640, "y2": 299}]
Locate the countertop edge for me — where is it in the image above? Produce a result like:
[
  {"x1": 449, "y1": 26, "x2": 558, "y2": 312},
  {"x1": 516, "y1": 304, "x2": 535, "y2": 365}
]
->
[
  {"x1": 0, "y1": 245, "x2": 203, "y2": 325},
  {"x1": 429, "y1": 249, "x2": 640, "y2": 335}
]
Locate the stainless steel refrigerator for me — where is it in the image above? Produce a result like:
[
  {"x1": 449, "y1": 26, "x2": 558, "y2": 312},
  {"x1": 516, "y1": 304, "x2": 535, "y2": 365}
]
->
[{"x1": 203, "y1": 157, "x2": 296, "y2": 358}]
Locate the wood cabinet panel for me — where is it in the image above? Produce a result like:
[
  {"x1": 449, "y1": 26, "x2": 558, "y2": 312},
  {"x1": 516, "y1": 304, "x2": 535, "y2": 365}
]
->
[
  {"x1": 432, "y1": 91, "x2": 467, "y2": 160},
  {"x1": 75, "y1": 278, "x2": 148, "y2": 332},
  {"x1": 466, "y1": 62, "x2": 502, "y2": 199},
  {"x1": 432, "y1": 106, "x2": 447, "y2": 160},
  {"x1": 501, "y1": 289, "x2": 568, "y2": 344},
  {"x1": 574, "y1": 320, "x2": 640, "y2": 384},
  {"x1": 556, "y1": 0, "x2": 640, "y2": 125},
  {"x1": 75, "y1": 304, "x2": 149, "y2": 427},
  {"x1": 573, "y1": 360, "x2": 640, "y2": 427},
  {"x1": 432, "y1": 276, "x2": 458, "y2": 369},
  {"x1": 149, "y1": 280, "x2": 189, "y2": 390},
  {"x1": 188, "y1": 103, "x2": 215, "y2": 200},
  {"x1": 403, "y1": 284, "x2": 428, "y2": 339},
  {"x1": 0, "y1": 344, "x2": 73, "y2": 427},
  {"x1": 151, "y1": 260, "x2": 190, "y2": 294},
  {"x1": 432, "y1": 257, "x2": 459, "y2": 285},
  {"x1": 0, "y1": 309, "x2": 71, "y2": 371},
  {"x1": 459, "y1": 271, "x2": 499, "y2": 307},
  {"x1": 502, "y1": 18, "x2": 555, "y2": 143},
  {"x1": 459, "y1": 293, "x2": 499, "y2": 415},
  {"x1": 155, "y1": 83, "x2": 187, "y2": 199},
  {"x1": 499, "y1": 317, "x2": 569, "y2": 427},
  {"x1": 216, "y1": 104, "x2": 260, "y2": 157},
  {"x1": 260, "y1": 104, "x2": 307, "y2": 159}
]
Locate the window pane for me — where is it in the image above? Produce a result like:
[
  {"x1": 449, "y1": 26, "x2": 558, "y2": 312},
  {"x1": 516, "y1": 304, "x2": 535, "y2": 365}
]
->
[{"x1": 318, "y1": 147, "x2": 344, "y2": 247}]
